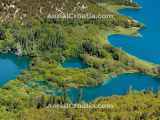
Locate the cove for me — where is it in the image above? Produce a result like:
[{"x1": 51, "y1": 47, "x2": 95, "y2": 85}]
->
[
  {"x1": 0, "y1": 54, "x2": 29, "y2": 86},
  {"x1": 68, "y1": 73, "x2": 160, "y2": 102}
]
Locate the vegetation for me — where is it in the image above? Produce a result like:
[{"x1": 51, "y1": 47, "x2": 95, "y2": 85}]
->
[
  {"x1": 0, "y1": 14, "x2": 157, "y2": 88},
  {"x1": 0, "y1": 0, "x2": 159, "y2": 119},
  {"x1": 0, "y1": 82, "x2": 160, "y2": 120},
  {"x1": 20, "y1": 91, "x2": 160, "y2": 120}
]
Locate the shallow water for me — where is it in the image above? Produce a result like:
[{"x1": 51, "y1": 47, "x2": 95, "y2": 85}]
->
[
  {"x1": 62, "y1": 58, "x2": 88, "y2": 69},
  {"x1": 1, "y1": 0, "x2": 159, "y2": 103},
  {"x1": 0, "y1": 54, "x2": 29, "y2": 85}
]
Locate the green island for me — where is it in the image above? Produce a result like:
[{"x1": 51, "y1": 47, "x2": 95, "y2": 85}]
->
[{"x1": 0, "y1": 0, "x2": 160, "y2": 119}]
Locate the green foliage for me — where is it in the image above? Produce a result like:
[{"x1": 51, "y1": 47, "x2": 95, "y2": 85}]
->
[{"x1": 0, "y1": 0, "x2": 158, "y2": 120}]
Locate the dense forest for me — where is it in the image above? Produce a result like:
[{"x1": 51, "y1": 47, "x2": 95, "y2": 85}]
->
[{"x1": 0, "y1": 0, "x2": 159, "y2": 120}]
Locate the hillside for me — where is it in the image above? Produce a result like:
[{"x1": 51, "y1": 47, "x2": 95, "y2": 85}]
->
[{"x1": 0, "y1": 0, "x2": 139, "y2": 22}]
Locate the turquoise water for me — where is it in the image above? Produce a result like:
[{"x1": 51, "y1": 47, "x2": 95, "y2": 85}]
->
[
  {"x1": 62, "y1": 58, "x2": 88, "y2": 68},
  {"x1": 109, "y1": 0, "x2": 160, "y2": 64},
  {"x1": 68, "y1": 73, "x2": 160, "y2": 102},
  {"x1": 0, "y1": 0, "x2": 159, "y2": 103},
  {"x1": 0, "y1": 54, "x2": 29, "y2": 85},
  {"x1": 68, "y1": 0, "x2": 160, "y2": 102}
]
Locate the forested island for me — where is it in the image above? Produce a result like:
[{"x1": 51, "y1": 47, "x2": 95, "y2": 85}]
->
[{"x1": 0, "y1": 0, "x2": 160, "y2": 119}]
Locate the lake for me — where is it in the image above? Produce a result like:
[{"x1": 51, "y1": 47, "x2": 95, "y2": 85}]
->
[
  {"x1": 68, "y1": 73, "x2": 160, "y2": 102},
  {"x1": 109, "y1": 0, "x2": 160, "y2": 64},
  {"x1": 62, "y1": 58, "x2": 88, "y2": 69},
  {"x1": 0, "y1": 54, "x2": 29, "y2": 85},
  {"x1": 68, "y1": 0, "x2": 160, "y2": 102},
  {"x1": 0, "y1": 0, "x2": 160, "y2": 103}
]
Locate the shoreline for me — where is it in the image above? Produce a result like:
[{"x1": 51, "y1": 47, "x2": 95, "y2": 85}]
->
[
  {"x1": 71, "y1": 2, "x2": 160, "y2": 88},
  {"x1": 0, "y1": 2, "x2": 159, "y2": 90},
  {"x1": 0, "y1": 0, "x2": 159, "y2": 99}
]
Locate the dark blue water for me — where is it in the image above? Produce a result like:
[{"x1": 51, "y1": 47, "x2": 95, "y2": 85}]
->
[
  {"x1": 68, "y1": 0, "x2": 160, "y2": 102},
  {"x1": 109, "y1": 0, "x2": 160, "y2": 64},
  {"x1": 62, "y1": 58, "x2": 88, "y2": 68},
  {"x1": 0, "y1": 54, "x2": 29, "y2": 85}
]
